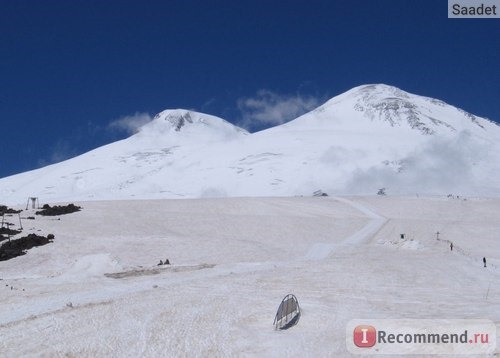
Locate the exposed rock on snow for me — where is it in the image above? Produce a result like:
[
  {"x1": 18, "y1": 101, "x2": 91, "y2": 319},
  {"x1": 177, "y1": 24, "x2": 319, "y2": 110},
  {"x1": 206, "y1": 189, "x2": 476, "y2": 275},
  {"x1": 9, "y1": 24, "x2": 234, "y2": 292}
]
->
[
  {"x1": 35, "y1": 203, "x2": 81, "y2": 216},
  {"x1": 0, "y1": 233, "x2": 54, "y2": 261}
]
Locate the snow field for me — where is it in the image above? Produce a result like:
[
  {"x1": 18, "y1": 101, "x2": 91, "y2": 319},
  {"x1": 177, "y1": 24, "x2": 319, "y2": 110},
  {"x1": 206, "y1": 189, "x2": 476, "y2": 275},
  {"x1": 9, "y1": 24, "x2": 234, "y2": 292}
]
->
[{"x1": 0, "y1": 196, "x2": 499, "y2": 356}]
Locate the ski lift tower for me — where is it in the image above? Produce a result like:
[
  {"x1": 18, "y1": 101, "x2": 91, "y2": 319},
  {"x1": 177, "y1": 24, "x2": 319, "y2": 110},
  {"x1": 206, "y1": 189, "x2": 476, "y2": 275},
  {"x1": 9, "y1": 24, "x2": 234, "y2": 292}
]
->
[
  {"x1": 1, "y1": 211, "x2": 23, "y2": 231},
  {"x1": 26, "y1": 197, "x2": 40, "y2": 210}
]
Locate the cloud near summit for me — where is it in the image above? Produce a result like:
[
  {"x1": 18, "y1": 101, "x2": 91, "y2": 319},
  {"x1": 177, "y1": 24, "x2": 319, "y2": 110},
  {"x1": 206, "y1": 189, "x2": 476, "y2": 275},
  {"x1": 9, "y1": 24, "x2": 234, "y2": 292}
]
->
[
  {"x1": 237, "y1": 90, "x2": 321, "y2": 130},
  {"x1": 108, "y1": 112, "x2": 152, "y2": 134}
]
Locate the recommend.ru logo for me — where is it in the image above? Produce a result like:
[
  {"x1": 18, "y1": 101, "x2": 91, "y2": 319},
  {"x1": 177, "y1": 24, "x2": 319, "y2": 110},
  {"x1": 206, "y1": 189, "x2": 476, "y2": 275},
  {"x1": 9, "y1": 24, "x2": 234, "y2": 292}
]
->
[{"x1": 346, "y1": 319, "x2": 496, "y2": 355}]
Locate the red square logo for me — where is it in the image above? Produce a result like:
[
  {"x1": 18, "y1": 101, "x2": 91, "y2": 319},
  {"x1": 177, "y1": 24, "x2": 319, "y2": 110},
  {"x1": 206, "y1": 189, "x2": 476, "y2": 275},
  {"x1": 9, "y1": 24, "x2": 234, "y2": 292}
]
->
[{"x1": 353, "y1": 325, "x2": 376, "y2": 348}]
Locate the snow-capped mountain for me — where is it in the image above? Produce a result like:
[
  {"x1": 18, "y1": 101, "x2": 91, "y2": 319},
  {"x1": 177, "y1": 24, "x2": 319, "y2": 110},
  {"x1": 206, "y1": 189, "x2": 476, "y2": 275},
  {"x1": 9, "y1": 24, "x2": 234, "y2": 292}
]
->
[
  {"x1": 1, "y1": 84, "x2": 499, "y2": 204},
  {"x1": 282, "y1": 84, "x2": 495, "y2": 137},
  {"x1": 142, "y1": 109, "x2": 248, "y2": 141}
]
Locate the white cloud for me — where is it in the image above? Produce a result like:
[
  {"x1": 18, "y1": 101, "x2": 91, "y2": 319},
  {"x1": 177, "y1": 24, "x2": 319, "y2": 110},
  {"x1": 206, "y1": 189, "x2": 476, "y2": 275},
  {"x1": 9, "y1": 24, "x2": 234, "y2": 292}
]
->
[
  {"x1": 237, "y1": 90, "x2": 321, "y2": 130},
  {"x1": 344, "y1": 130, "x2": 491, "y2": 195},
  {"x1": 108, "y1": 112, "x2": 152, "y2": 134}
]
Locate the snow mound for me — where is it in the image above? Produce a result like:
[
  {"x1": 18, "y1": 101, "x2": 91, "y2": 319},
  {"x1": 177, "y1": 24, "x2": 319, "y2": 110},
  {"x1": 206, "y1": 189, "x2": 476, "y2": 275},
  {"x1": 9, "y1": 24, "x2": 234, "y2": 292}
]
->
[
  {"x1": 377, "y1": 238, "x2": 425, "y2": 250},
  {"x1": 59, "y1": 253, "x2": 123, "y2": 281}
]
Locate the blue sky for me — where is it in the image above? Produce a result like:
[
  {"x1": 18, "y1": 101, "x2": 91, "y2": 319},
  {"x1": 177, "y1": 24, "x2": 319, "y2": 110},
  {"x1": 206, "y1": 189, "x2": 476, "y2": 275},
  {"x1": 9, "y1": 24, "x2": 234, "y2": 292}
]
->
[{"x1": 1, "y1": 0, "x2": 499, "y2": 178}]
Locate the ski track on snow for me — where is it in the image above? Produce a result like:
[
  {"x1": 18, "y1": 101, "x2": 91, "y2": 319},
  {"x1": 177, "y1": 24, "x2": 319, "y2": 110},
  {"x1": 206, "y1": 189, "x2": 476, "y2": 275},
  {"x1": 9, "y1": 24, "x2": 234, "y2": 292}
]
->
[{"x1": 304, "y1": 197, "x2": 387, "y2": 260}]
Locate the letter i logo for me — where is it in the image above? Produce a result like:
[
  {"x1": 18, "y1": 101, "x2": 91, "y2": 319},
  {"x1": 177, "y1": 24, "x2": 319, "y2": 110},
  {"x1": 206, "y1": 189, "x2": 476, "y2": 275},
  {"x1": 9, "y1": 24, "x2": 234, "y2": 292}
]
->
[{"x1": 353, "y1": 325, "x2": 376, "y2": 347}]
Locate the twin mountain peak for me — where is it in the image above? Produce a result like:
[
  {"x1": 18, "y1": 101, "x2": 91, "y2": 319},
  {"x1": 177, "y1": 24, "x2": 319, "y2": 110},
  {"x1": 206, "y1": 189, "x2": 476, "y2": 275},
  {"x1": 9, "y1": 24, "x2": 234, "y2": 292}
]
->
[
  {"x1": 0, "y1": 83, "x2": 498, "y2": 202},
  {"x1": 140, "y1": 84, "x2": 493, "y2": 140}
]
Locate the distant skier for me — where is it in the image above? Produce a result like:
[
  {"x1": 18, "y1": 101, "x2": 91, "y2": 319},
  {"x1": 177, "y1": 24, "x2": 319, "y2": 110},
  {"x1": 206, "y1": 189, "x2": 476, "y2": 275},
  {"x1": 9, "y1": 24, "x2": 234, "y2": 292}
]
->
[
  {"x1": 483, "y1": 257, "x2": 487, "y2": 268},
  {"x1": 157, "y1": 260, "x2": 163, "y2": 266},
  {"x1": 450, "y1": 242, "x2": 453, "y2": 251},
  {"x1": 164, "y1": 259, "x2": 170, "y2": 265}
]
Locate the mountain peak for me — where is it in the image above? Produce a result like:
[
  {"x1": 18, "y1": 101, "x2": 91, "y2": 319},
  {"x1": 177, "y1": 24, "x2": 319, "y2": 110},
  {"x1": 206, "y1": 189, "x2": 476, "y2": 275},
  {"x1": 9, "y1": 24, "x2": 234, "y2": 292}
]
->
[
  {"x1": 161, "y1": 110, "x2": 195, "y2": 132},
  {"x1": 312, "y1": 83, "x2": 485, "y2": 136},
  {"x1": 137, "y1": 109, "x2": 248, "y2": 140},
  {"x1": 352, "y1": 83, "x2": 410, "y2": 96},
  {"x1": 327, "y1": 83, "x2": 421, "y2": 107}
]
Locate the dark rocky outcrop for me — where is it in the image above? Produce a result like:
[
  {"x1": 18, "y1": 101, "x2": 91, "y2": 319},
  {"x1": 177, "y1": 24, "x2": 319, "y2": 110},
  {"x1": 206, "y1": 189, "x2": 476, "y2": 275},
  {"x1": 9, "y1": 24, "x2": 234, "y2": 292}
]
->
[
  {"x1": 0, "y1": 233, "x2": 54, "y2": 261},
  {"x1": 0, "y1": 227, "x2": 22, "y2": 237},
  {"x1": 0, "y1": 205, "x2": 21, "y2": 215},
  {"x1": 36, "y1": 204, "x2": 81, "y2": 216}
]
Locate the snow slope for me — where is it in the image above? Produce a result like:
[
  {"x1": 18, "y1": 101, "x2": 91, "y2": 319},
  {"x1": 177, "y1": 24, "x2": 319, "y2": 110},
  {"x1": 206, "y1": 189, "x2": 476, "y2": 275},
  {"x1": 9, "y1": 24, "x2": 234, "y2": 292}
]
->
[
  {"x1": 1, "y1": 84, "x2": 499, "y2": 204},
  {"x1": 0, "y1": 196, "x2": 498, "y2": 356}
]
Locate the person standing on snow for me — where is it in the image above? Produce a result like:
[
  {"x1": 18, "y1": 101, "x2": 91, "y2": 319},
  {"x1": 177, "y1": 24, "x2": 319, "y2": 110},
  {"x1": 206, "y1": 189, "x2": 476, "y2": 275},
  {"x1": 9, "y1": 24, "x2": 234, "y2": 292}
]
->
[{"x1": 483, "y1": 257, "x2": 487, "y2": 267}]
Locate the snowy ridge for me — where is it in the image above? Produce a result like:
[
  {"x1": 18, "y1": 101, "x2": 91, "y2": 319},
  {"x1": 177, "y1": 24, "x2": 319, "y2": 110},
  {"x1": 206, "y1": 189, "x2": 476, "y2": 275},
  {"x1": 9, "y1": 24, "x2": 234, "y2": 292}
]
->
[{"x1": 0, "y1": 84, "x2": 499, "y2": 204}]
